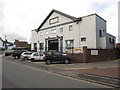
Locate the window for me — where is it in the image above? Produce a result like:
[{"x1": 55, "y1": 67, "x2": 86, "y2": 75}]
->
[
  {"x1": 51, "y1": 29, "x2": 56, "y2": 34},
  {"x1": 40, "y1": 43, "x2": 44, "y2": 50},
  {"x1": 46, "y1": 31, "x2": 48, "y2": 35},
  {"x1": 60, "y1": 28, "x2": 63, "y2": 33},
  {"x1": 81, "y1": 37, "x2": 86, "y2": 41},
  {"x1": 69, "y1": 25, "x2": 72, "y2": 31},
  {"x1": 109, "y1": 37, "x2": 111, "y2": 43},
  {"x1": 99, "y1": 30, "x2": 102, "y2": 37},
  {"x1": 34, "y1": 53, "x2": 39, "y2": 56},
  {"x1": 53, "y1": 30, "x2": 56, "y2": 34},
  {"x1": 66, "y1": 40, "x2": 74, "y2": 49},
  {"x1": 34, "y1": 43, "x2": 37, "y2": 49},
  {"x1": 51, "y1": 30, "x2": 54, "y2": 34},
  {"x1": 40, "y1": 32, "x2": 42, "y2": 36}
]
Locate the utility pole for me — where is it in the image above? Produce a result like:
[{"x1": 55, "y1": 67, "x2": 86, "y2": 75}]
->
[{"x1": 5, "y1": 35, "x2": 7, "y2": 50}]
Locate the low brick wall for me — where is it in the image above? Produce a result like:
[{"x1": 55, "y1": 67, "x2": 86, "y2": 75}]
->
[{"x1": 66, "y1": 46, "x2": 118, "y2": 63}]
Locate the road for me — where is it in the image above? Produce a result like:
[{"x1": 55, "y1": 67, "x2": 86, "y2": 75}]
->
[{"x1": 2, "y1": 56, "x2": 112, "y2": 88}]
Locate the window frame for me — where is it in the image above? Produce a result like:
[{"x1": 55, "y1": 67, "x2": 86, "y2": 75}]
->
[
  {"x1": 39, "y1": 43, "x2": 44, "y2": 50},
  {"x1": 99, "y1": 30, "x2": 102, "y2": 37},
  {"x1": 40, "y1": 32, "x2": 43, "y2": 36},
  {"x1": 69, "y1": 25, "x2": 73, "y2": 31},
  {"x1": 66, "y1": 40, "x2": 74, "y2": 49},
  {"x1": 60, "y1": 27, "x2": 63, "y2": 33},
  {"x1": 46, "y1": 31, "x2": 48, "y2": 35},
  {"x1": 81, "y1": 37, "x2": 86, "y2": 41}
]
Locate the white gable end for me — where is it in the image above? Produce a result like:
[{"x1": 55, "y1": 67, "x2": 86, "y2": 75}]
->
[{"x1": 41, "y1": 12, "x2": 74, "y2": 29}]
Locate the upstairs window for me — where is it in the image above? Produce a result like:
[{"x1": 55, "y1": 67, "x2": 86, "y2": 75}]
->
[
  {"x1": 69, "y1": 25, "x2": 72, "y2": 31},
  {"x1": 99, "y1": 30, "x2": 102, "y2": 37},
  {"x1": 60, "y1": 28, "x2": 63, "y2": 33},
  {"x1": 66, "y1": 40, "x2": 74, "y2": 49},
  {"x1": 46, "y1": 31, "x2": 48, "y2": 35},
  {"x1": 51, "y1": 29, "x2": 56, "y2": 34},
  {"x1": 81, "y1": 37, "x2": 86, "y2": 41},
  {"x1": 40, "y1": 32, "x2": 42, "y2": 36}
]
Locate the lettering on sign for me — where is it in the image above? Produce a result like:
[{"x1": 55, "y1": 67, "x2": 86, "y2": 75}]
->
[{"x1": 91, "y1": 50, "x2": 98, "y2": 55}]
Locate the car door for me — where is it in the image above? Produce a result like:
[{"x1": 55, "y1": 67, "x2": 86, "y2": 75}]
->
[
  {"x1": 53, "y1": 52, "x2": 62, "y2": 61},
  {"x1": 34, "y1": 53, "x2": 40, "y2": 60},
  {"x1": 39, "y1": 53, "x2": 44, "y2": 60}
]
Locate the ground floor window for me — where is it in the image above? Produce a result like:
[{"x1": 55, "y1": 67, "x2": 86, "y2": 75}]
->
[
  {"x1": 34, "y1": 43, "x2": 37, "y2": 51},
  {"x1": 66, "y1": 40, "x2": 74, "y2": 49},
  {"x1": 40, "y1": 43, "x2": 44, "y2": 50}
]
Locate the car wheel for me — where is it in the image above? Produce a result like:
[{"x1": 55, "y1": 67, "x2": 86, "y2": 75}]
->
[
  {"x1": 46, "y1": 60, "x2": 51, "y2": 65},
  {"x1": 15, "y1": 56, "x2": 18, "y2": 59},
  {"x1": 24, "y1": 57, "x2": 28, "y2": 60},
  {"x1": 31, "y1": 58, "x2": 35, "y2": 62},
  {"x1": 64, "y1": 59, "x2": 70, "y2": 64}
]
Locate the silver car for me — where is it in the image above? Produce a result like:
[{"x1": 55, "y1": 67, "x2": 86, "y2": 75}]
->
[
  {"x1": 30, "y1": 52, "x2": 45, "y2": 62},
  {"x1": 21, "y1": 52, "x2": 33, "y2": 60}
]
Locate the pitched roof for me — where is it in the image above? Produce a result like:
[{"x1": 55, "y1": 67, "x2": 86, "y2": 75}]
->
[{"x1": 37, "y1": 9, "x2": 80, "y2": 32}]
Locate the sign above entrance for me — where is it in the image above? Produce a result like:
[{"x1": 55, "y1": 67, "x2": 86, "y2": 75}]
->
[{"x1": 76, "y1": 48, "x2": 83, "y2": 53}]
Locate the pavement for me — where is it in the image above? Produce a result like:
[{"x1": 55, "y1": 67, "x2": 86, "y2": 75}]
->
[{"x1": 2, "y1": 55, "x2": 120, "y2": 88}]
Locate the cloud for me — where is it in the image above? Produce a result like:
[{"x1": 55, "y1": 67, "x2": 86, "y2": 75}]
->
[
  {"x1": 1, "y1": 33, "x2": 26, "y2": 42},
  {"x1": 0, "y1": 0, "x2": 119, "y2": 43}
]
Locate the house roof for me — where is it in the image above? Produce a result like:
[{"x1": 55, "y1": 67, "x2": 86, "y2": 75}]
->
[
  {"x1": 37, "y1": 9, "x2": 81, "y2": 32},
  {"x1": 107, "y1": 33, "x2": 116, "y2": 38}
]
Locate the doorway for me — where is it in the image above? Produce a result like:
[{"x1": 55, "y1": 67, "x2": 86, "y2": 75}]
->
[{"x1": 48, "y1": 39, "x2": 59, "y2": 51}]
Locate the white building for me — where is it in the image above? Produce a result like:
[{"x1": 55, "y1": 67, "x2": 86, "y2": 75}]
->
[{"x1": 31, "y1": 9, "x2": 116, "y2": 53}]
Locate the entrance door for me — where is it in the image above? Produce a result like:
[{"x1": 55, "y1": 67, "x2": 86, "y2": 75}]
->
[{"x1": 48, "y1": 39, "x2": 59, "y2": 51}]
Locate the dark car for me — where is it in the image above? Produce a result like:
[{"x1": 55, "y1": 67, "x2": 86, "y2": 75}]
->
[
  {"x1": 12, "y1": 50, "x2": 27, "y2": 59},
  {"x1": 44, "y1": 51, "x2": 71, "y2": 65}
]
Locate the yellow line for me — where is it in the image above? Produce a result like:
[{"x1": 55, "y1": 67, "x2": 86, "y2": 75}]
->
[
  {"x1": 6, "y1": 59, "x2": 113, "y2": 88},
  {"x1": 65, "y1": 66, "x2": 118, "y2": 70},
  {"x1": 21, "y1": 64, "x2": 113, "y2": 88}
]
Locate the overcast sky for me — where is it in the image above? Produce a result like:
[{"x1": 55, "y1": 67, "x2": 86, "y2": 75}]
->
[{"x1": 0, "y1": 0, "x2": 119, "y2": 43}]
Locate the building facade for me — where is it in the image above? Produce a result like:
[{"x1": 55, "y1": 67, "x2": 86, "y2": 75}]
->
[{"x1": 31, "y1": 9, "x2": 116, "y2": 53}]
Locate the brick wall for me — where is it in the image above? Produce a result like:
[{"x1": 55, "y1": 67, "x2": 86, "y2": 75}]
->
[{"x1": 67, "y1": 46, "x2": 118, "y2": 63}]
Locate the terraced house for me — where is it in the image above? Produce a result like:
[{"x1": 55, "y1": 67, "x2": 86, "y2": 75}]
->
[{"x1": 31, "y1": 9, "x2": 116, "y2": 53}]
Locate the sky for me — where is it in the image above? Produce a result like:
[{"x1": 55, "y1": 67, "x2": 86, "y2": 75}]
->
[{"x1": 0, "y1": 0, "x2": 119, "y2": 43}]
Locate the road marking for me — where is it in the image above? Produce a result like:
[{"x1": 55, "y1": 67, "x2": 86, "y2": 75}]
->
[
  {"x1": 65, "y1": 66, "x2": 119, "y2": 70},
  {"x1": 4, "y1": 59, "x2": 113, "y2": 88},
  {"x1": 22, "y1": 65, "x2": 113, "y2": 88}
]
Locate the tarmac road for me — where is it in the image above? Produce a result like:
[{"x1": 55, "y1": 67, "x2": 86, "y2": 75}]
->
[{"x1": 2, "y1": 56, "x2": 112, "y2": 88}]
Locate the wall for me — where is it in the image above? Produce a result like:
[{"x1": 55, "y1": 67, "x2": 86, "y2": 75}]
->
[
  {"x1": 67, "y1": 46, "x2": 117, "y2": 63},
  {"x1": 96, "y1": 15, "x2": 107, "y2": 49},
  {"x1": 32, "y1": 13, "x2": 97, "y2": 52},
  {"x1": 41, "y1": 12, "x2": 73, "y2": 29},
  {"x1": 79, "y1": 15, "x2": 96, "y2": 49},
  {"x1": 106, "y1": 33, "x2": 116, "y2": 49}
]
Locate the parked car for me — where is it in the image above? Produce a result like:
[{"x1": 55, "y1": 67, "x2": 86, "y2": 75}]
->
[
  {"x1": 44, "y1": 51, "x2": 71, "y2": 65},
  {"x1": 21, "y1": 52, "x2": 33, "y2": 60},
  {"x1": 12, "y1": 50, "x2": 27, "y2": 59},
  {"x1": 30, "y1": 52, "x2": 45, "y2": 62}
]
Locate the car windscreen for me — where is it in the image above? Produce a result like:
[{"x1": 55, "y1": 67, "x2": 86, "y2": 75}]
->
[{"x1": 24, "y1": 52, "x2": 32, "y2": 55}]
